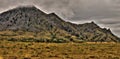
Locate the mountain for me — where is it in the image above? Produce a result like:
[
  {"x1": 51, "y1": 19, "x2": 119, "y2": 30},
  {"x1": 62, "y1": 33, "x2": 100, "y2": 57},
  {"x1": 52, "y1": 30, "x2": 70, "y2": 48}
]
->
[{"x1": 0, "y1": 6, "x2": 119, "y2": 42}]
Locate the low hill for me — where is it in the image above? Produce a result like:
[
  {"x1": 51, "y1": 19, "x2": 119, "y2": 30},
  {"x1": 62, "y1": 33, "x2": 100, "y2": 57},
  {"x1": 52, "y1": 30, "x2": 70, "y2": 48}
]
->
[{"x1": 0, "y1": 6, "x2": 119, "y2": 42}]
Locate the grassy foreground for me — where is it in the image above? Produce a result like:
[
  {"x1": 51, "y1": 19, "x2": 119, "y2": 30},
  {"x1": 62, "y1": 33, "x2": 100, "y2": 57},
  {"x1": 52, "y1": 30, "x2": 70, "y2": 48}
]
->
[{"x1": 0, "y1": 40, "x2": 120, "y2": 59}]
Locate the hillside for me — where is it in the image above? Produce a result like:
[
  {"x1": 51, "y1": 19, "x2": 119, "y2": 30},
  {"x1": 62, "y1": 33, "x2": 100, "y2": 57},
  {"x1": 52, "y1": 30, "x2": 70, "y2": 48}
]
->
[{"x1": 0, "y1": 6, "x2": 119, "y2": 42}]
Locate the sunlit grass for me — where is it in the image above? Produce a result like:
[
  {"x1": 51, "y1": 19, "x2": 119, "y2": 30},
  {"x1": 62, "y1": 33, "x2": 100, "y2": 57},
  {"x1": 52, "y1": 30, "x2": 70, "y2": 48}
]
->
[{"x1": 0, "y1": 40, "x2": 119, "y2": 59}]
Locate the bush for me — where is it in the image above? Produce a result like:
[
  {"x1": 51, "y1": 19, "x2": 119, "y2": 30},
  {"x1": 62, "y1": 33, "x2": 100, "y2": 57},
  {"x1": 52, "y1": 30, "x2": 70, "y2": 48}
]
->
[
  {"x1": 73, "y1": 39, "x2": 85, "y2": 43},
  {"x1": 7, "y1": 38, "x2": 17, "y2": 41},
  {"x1": 51, "y1": 38, "x2": 69, "y2": 43},
  {"x1": 20, "y1": 38, "x2": 35, "y2": 42},
  {"x1": 6, "y1": 37, "x2": 70, "y2": 43}
]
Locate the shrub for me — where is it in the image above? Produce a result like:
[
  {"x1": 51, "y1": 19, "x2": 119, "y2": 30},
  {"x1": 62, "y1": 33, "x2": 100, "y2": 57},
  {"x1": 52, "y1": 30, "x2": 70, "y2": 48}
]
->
[
  {"x1": 51, "y1": 38, "x2": 69, "y2": 43},
  {"x1": 7, "y1": 38, "x2": 17, "y2": 41},
  {"x1": 73, "y1": 39, "x2": 85, "y2": 43},
  {"x1": 20, "y1": 38, "x2": 35, "y2": 42}
]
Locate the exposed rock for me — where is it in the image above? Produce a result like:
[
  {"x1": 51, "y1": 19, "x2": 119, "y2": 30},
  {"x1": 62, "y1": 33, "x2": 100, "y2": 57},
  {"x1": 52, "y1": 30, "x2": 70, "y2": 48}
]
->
[{"x1": 0, "y1": 6, "x2": 119, "y2": 42}]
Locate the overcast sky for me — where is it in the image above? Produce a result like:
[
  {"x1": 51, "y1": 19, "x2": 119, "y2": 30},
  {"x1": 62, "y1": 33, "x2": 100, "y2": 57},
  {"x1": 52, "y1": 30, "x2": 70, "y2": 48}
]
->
[{"x1": 0, "y1": 0, "x2": 120, "y2": 37}]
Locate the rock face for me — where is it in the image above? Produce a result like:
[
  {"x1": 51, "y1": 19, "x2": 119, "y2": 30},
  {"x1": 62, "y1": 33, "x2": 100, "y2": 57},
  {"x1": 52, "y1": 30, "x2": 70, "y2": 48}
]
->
[{"x1": 0, "y1": 6, "x2": 119, "y2": 42}]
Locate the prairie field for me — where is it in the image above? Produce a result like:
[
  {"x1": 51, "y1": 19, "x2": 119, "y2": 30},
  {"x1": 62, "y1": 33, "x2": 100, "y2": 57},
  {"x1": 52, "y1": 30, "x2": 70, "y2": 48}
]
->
[{"x1": 0, "y1": 40, "x2": 120, "y2": 59}]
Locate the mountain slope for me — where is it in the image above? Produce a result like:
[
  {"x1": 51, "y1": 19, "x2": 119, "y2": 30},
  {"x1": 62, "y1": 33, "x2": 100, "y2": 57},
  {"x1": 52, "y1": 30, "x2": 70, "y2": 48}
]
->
[{"x1": 0, "y1": 6, "x2": 119, "y2": 42}]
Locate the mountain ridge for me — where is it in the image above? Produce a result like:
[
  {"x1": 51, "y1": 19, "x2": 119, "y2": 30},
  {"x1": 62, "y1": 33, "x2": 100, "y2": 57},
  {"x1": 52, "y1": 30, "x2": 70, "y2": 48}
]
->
[{"x1": 0, "y1": 6, "x2": 119, "y2": 42}]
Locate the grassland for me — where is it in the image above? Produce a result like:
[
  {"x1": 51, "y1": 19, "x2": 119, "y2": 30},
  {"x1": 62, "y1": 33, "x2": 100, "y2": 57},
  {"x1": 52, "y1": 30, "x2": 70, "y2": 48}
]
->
[{"x1": 0, "y1": 40, "x2": 120, "y2": 59}]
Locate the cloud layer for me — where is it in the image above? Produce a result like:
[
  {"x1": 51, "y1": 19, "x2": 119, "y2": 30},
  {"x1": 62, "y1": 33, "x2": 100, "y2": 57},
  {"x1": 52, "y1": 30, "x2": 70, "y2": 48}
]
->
[{"x1": 0, "y1": 0, "x2": 120, "y2": 37}]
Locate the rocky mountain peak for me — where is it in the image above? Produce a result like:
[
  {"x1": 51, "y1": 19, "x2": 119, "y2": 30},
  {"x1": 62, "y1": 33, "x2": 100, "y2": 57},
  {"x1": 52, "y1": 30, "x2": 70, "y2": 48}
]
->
[{"x1": 0, "y1": 6, "x2": 119, "y2": 42}]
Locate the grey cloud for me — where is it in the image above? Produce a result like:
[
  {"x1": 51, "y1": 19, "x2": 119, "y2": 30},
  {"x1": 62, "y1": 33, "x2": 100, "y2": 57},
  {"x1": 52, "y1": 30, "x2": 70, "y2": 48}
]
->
[
  {"x1": 99, "y1": 21, "x2": 120, "y2": 25},
  {"x1": 38, "y1": 0, "x2": 120, "y2": 21},
  {"x1": 97, "y1": 18, "x2": 120, "y2": 25},
  {"x1": 112, "y1": 28, "x2": 120, "y2": 37},
  {"x1": 1, "y1": 0, "x2": 120, "y2": 20}
]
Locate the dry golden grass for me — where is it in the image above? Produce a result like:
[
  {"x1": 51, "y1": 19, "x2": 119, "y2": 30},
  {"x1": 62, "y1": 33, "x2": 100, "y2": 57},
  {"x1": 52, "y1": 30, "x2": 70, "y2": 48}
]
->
[
  {"x1": 0, "y1": 40, "x2": 120, "y2": 59},
  {"x1": 0, "y1": 56, "x2": 3, "y2": 59}
]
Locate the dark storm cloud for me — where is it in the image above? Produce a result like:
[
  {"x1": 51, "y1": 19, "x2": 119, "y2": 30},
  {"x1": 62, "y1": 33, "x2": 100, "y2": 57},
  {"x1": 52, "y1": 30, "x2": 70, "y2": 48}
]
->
[{"x1": 0, "y1": 0, "x2": 120, "y2": 36}]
